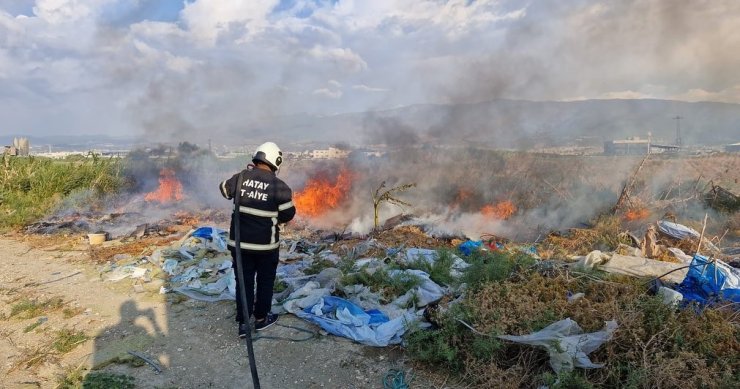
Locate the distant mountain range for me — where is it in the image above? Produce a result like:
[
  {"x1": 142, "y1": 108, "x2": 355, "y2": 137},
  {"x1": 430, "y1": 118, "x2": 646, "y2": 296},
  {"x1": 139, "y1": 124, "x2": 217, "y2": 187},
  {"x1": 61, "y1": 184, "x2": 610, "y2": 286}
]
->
[
  {"x1": 255, "y1": 99, "x2": 740, "y2": 148},
  {"x1": 8, "y1": 99, "x2": 740, "y2": 149}
]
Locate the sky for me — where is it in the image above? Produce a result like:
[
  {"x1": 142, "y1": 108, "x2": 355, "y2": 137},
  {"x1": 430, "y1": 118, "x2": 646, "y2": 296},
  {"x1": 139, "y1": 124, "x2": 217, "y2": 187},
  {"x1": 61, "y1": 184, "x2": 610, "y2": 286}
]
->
[{"x1": 1, "y1": 0, "x2": 740, "y2": 138}]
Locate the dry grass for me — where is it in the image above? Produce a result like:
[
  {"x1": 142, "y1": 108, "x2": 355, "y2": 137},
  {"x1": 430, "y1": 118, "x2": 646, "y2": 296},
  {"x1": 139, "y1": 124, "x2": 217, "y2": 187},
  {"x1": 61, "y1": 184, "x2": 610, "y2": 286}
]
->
[
  {"x1": 541, "y1": 215, "x2": 632, "y2": 257},
  {"x1": 406, "y1": 264, "x2": 740, "y2": 388}
]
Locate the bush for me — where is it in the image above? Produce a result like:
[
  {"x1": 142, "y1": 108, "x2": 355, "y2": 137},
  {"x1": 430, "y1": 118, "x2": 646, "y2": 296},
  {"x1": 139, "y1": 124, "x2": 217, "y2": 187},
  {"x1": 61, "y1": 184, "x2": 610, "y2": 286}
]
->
[
  {"x1": 461, "y1": 250, "x2": 537, "y2": 290},
  {"x1": 340, "y1": 267, "x2": 423, "y2": 301},
  {"x1": 405, "y1": 249, "x2": 456, "y2": 286}
]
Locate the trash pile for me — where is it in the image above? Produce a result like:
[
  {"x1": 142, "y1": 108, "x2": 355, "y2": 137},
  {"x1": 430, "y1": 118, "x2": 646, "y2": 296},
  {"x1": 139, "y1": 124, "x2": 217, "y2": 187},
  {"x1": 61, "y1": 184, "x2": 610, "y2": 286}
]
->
[{"x1": 95, "y1": 215, "x2": 739, "y2": 387}]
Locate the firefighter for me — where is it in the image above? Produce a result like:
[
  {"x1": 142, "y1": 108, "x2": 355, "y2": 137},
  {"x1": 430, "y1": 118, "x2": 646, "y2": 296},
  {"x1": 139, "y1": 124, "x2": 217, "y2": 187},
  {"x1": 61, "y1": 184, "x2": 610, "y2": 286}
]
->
[{"x1": 219, "y1": 142, "x2": 296, "y2": 336}]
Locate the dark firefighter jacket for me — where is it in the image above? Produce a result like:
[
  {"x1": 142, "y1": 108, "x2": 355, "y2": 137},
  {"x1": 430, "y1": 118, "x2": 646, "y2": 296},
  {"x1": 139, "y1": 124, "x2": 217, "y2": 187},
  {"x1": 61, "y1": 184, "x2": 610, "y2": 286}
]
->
[{"x1": 219, "y1": 166, "x2": 296, "y2": 251}]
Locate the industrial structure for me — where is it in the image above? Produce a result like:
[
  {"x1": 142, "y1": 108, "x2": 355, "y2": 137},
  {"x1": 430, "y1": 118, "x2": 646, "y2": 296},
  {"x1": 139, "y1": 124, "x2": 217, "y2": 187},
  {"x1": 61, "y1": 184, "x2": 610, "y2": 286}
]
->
[{"x1": 603, "y1": 137, "x2": 651, "y2": 155}]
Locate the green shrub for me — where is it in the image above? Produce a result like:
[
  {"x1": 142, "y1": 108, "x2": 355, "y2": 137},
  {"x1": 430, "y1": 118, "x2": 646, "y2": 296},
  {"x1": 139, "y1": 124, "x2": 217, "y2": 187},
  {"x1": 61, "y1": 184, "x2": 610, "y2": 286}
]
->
[
  {"x1": 461, "y1": 250, "x2": 537, "y2": 290},
  {"x1": 303, "y1": 258, "x2": 336, "y2": 275},
  {"x1": 405, "y1": 249, "x2": 456, "y2": 286},
  {"x1": 340, "y1": 267, "x2": 422, "y2": 301}
]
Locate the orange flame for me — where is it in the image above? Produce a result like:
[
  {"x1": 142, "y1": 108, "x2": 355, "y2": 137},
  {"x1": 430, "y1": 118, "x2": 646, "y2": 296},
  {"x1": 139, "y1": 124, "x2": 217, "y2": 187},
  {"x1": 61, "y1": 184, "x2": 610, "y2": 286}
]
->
[
  {"x1": 294, "y1": 167, "x2": 353, "y2": 217},
  {"x1": 145, "y1": 168, "x2": 184, "y2": 203},
  {"x1": 480, "y1": 200, "x2": 517, "y2": 220},
  {"x1": 624, "y1": 207, "x2": 650, "y2": 221}
]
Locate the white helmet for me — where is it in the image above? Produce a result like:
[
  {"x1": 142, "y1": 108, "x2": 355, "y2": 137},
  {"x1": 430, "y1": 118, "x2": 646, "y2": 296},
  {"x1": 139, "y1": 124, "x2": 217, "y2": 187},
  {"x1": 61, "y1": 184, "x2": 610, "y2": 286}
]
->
[{"x1": 252, "y1": 142, "x2": 283, "y2": 172}]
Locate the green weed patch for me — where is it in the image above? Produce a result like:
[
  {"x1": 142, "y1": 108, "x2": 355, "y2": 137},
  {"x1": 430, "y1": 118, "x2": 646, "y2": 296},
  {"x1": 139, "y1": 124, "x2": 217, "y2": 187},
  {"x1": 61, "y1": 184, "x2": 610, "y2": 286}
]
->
[
  {"x1": 52, "y1": 329, "x2": 88, "y2": 353},
  {"x1": 6, "y1": 297, "x2": 64, "y2": 320}
]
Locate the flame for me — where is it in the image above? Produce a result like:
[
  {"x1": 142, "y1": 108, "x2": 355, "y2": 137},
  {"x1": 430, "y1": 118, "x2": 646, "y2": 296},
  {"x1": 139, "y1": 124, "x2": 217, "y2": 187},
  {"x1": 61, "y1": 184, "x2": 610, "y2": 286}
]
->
[
  {"x1": 145, "y1": 168, "x2": 184, "y2": 203},
  {"x1": 480, "y1": 200, "x2": 517, "y2": 220},
  {"x1": 624, "y1": 207, "x2": 650, "y2": 221},
  {"x1": 294, "y1": 167, "x2": 353, "y2": 217}
]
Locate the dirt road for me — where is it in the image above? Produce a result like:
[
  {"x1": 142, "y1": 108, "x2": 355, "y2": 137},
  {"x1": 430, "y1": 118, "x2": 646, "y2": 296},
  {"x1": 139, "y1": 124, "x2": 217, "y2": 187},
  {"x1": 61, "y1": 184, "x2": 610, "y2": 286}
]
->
[{"x1": 0, "y1": 236, "x2": 445, "y2": 389}]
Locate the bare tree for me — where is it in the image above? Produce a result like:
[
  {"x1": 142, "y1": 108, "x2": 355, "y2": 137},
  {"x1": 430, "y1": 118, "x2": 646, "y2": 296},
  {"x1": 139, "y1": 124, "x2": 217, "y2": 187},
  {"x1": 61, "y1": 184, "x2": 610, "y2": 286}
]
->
[{"x1": 372, "y1": 181, "x2": 416, "y2": 230}]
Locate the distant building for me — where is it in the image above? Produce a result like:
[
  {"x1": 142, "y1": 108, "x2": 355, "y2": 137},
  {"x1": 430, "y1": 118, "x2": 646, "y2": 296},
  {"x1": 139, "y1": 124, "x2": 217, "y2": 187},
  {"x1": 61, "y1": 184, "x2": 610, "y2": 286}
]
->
[
  {"x1": 604, "y1": 137, "x2": 650, "y2": 155},
  {"x1": 12, "y1": 137, "x2": 29, "y2": 156},
  {"x1": 310, "y1": 147, "x2": 351, "y2": 159},
  {"x1": 725, "y1": 143, "x2": 740, "y2": 153}
]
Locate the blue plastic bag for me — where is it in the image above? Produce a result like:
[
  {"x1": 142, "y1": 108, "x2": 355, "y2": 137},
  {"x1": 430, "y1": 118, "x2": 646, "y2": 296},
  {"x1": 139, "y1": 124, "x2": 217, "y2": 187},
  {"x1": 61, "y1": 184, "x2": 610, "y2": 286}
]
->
[
  {"x1": 458, "y1": 240, "x2": 483, "y2": 256},
  {"x1": 191, "y1": 226, "x2": 228, "y2": 251},
  {"x1": 676, "y1": 255, "x2": 740, "y2": 305}
]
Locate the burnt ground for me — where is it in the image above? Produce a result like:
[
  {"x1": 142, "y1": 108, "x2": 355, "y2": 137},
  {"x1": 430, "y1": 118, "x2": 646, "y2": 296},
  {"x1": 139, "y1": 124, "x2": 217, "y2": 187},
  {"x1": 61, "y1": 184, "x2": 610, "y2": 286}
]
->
[{"x1": 0, "y1": 236, "x2": 453, "y2": 389}]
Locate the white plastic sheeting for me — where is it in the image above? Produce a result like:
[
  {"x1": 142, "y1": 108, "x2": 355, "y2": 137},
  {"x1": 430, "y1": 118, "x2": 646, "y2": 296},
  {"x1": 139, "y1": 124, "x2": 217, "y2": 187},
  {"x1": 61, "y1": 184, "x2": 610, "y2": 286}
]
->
[
  {"x1": 657, "y1": 220, "x2": 700, "y2": 240},
  {"x1": 499, "y1": 318, "x2": 618, "y2": 373},
  {"x1": 389, "y1": 269, "x2": 446, "y2": 308},
  {"x1": 576, "y1": 250, "x2": 687, "y2": 284}
]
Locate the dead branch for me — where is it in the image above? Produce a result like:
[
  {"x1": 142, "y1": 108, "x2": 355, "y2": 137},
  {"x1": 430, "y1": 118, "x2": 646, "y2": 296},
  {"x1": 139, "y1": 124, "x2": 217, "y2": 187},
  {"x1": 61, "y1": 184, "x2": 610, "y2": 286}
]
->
[
  {"x1": 372, "y1": 181, "x2": 416, "y2": 230},
  {"x1": 613, "y1": 154, "x2": 649, "y2": 214}
]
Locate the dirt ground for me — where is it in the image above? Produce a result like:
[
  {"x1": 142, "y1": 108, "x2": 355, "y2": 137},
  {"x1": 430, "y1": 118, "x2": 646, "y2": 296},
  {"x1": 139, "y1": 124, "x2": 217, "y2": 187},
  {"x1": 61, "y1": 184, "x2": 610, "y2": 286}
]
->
[{"x1": 0, "y1": 236, "x2": 451, "y2": 389}]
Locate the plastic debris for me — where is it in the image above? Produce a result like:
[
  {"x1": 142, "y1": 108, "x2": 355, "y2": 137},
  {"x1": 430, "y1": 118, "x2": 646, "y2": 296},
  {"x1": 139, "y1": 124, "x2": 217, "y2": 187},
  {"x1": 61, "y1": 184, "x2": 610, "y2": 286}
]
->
[
  {"x1": 389, "y1": 269, "x2": 445, "y2": 307},
  {"x1": 657, "y1": 286, "x2": 683, "y2": 306},
  {"x1": 577, "y1": 251, "x2": 687, "y2": 284},
  {"x1": 567, "y1": 292, "x2": 585, "y2": 304},
  {"x1": 666, "y1": 247, "x2": 693, "y2": 264},
  {"x1": 498, "y1": 318, "x2": 618, "y2": 373},
  {"x1": 676, "y1": 255, "x2": 740, "y2": 305},
  {"x1": 104, "y1": 265, "x2": 148, "y2": 282},
  {"x1": 295, "y1": 296, "x2": 413, "y2": 347},
  {"x1": 283, "y1": 281, "x2": 332, "y2": 314},
  {"x1": 458, "y1": 240, "x2": 483, "y2": 256},
  {"x1": 657, "y1": 220, "x2": 700, "y2": 240}
]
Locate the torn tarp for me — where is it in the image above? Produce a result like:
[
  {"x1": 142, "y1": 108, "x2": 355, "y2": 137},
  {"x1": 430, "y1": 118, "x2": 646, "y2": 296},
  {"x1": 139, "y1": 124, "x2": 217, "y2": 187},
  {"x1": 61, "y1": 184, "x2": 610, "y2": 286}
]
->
[
  {"x1": 499, "y1": 318, "x2": 618, "y2": 373},
  {"x1": 577, "y1": 251, "x2": 688, "y2": 284},
  {"x1": 295, "y1": 296, "x2": 414, "y2": 347},
  {"x1": 676, "y1": 255, "x2": 740, "y2": 305}
]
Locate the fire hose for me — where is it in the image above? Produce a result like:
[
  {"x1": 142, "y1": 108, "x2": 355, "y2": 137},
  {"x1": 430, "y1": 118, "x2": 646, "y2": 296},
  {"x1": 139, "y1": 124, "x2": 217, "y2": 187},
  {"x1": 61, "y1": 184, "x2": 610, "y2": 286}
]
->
[{"x1": 233, "y1": 171, "x2": 261, "y2": 389}]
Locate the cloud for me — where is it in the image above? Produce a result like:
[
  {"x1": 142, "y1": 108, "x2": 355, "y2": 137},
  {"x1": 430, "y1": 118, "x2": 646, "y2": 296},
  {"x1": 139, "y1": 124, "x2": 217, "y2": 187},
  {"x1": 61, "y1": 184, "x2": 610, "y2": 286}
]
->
[
  {"x1": 352, "y1": 84, "x2": 388, "y2": 93},
  {"x1": 312, "y1": 87, "x2": 342, "y2": 99},
  {"x1": 307, "y1": 46, "x2": 367, "y2": 73},
  {"x1": 1, "y1": 0, "x2": 739, "y2": 139},
  {"x1": 313, "y1": 79, "x2": 343, "y2": 99}
]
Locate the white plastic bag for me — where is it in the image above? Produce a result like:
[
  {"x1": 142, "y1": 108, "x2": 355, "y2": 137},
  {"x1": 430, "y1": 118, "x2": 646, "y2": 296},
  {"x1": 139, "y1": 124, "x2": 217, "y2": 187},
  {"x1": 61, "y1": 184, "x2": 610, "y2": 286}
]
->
[{"x1": 499, "y1": 318, "x2": 617, "y2": 373}]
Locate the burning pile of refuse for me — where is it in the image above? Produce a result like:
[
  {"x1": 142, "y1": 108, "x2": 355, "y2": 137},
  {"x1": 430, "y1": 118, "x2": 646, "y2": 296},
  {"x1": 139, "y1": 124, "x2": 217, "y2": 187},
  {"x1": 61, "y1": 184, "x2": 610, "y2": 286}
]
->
[{"x1": 22, "y1": 150, "x2": 740, "y2": 387}]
